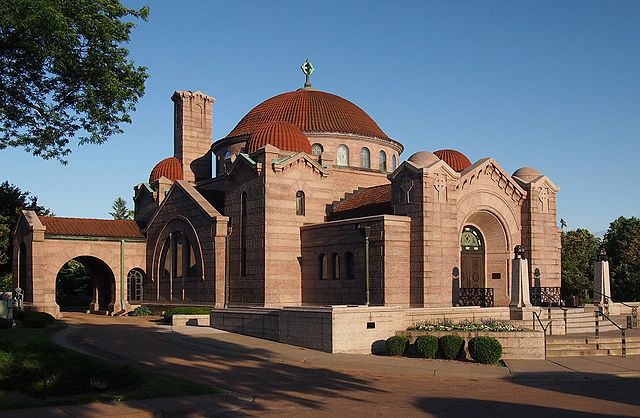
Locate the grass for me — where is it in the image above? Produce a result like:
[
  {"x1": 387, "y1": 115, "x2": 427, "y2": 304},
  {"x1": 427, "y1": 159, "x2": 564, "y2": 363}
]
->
[{"x1": 0, "y1": 320, "x2": 220, "y2": 410}]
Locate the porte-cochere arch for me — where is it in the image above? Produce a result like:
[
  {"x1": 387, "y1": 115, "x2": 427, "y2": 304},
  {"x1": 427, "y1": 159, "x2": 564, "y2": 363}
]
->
[{"x1": 12, "y1": 211, "x2": 146, "y2": 318}]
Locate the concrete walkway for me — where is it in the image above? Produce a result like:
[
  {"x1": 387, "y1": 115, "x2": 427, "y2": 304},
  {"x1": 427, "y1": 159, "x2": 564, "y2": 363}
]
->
[{"x1": 4, "y1": 313, "x2": 640, "y2": 417}]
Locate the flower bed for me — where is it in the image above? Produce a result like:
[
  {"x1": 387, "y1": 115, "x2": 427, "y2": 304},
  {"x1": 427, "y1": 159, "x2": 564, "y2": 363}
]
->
[{"x1": 408, "y1": 319, "x2": 524, "y2": 333}]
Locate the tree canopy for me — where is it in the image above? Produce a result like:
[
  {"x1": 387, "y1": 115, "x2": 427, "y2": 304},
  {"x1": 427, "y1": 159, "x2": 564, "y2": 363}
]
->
[
  {"x1": 603, "y1": 216, "x2": 640, "y2": 301},
  {"x1": 561, "y1": 228, "x2": 599, "y2": 298},
  {"x1": 110, "y1": 197, "x2": 133, "y2": 220},
  {"x1": 0, "y1": 0, "x2": 149, "y2": 163}
]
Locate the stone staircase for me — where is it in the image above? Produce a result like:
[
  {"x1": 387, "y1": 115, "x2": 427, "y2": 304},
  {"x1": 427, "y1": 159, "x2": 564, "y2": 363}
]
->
[
  {"x1": 547, "y1": 332, "x2": 640, "y2": 357},
  {"x1": 511, "y1": 306, "x2": 628, "y2": 336}
]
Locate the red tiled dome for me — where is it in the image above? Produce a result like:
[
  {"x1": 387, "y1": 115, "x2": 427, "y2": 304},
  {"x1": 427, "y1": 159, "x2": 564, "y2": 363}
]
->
[
  {"x1": 149, "y1": 157, "x2": 183, "y2": 183},
  {"x1": 246, "y1": 121, "x2": 312, "y2": 154},
  {"x1": 434, "y1": 149, "x2": 472, "y2": 172},
  {"x1": 225, "y1": 89, "x2": 390, "y2": 141}
]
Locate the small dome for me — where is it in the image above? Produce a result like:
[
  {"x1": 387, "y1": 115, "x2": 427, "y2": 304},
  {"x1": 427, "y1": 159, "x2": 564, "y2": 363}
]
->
[
  {"x1": 149, "y1": 157, "x2": 183, "y2": 183},
  {"x1": 512, "y1": 167, "x2": 542, "y2": 182},
  {"x1": 408, "y1": 151, "x2": 439, "y2": 167},
  {"x1": 434, "y1": 149, "x2": 472, "y2": 172},
  {"x1": 246, "y1": 121, "x2": 312, "y2": 154}
]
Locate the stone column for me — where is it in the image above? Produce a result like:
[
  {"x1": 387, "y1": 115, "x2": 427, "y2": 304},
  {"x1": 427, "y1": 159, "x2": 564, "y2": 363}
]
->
[
  {"x1": 510, "y1": 245, "x2": 531, "y2": 307},
  {"x1": 593, "y1": 247, "x2": 611, "y2": 306}
]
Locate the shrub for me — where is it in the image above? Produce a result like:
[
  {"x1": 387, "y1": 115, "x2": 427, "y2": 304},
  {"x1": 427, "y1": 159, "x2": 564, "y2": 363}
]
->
[
  {"x1": 21, "y1": 311, "x2": 56, "y2": 328},
  {"x1": 162, "y1": 306, "x2": 211, "y2": 322},
  {"x1": 415, "y1": 335, "x2": 438, "y2": 359},
  {"x1": 130, "y1": 306, "x2": 152, "y2": 316},
  {"x1": 0, "y1": 351, "x2": 14, "y2": 379},
  {"x1": 469, "y1": 336, "x2": 503, "y2": 364},
  {"x1": 386, "y1": 335, "x2": 409, "y2": 356},
  {"x1": 0, "y1": 318, "x2": 13, "y2": 329},
  {"x1": 438, "y1": 335, "x2": 465, "y2": 359}
]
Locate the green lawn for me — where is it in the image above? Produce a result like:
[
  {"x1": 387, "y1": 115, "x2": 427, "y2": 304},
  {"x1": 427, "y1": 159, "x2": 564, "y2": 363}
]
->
[{"x1": 0, "y1": 320, "x2": 220, "y2": 410}]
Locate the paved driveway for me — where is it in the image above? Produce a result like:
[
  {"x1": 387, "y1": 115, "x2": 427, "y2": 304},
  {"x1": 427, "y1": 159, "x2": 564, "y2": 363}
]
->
[{"x1": 54, "y1": 313, "x2": 640, "y2": 417}]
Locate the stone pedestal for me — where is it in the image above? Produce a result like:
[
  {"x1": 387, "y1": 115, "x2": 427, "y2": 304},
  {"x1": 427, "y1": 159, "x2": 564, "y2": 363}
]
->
[
  {"x1": 510, "y1": 257, "x2": 531, "y2": 307},
  {"x1": 593, "y1": 260, "x2": 611, "y2": 305}
]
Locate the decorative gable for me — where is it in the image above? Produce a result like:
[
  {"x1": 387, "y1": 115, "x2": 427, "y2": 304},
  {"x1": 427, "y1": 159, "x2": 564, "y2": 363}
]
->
[{"x1": 457, "y1": 158, "x2": 527, "y2": 206}]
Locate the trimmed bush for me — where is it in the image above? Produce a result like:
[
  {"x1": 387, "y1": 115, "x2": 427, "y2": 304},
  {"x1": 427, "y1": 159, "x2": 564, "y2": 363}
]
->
[
  {"x1": 438, "y1": 335, "x2": 465, "y2": 359},
  {"x1": 162, "y1": 306, "x2": 211, "y2": 322},
  {"x1": 415, "y1": 335, "x2": 438, "y2": 359},
  {"x1": 469, "y1": 336, "x2": 503, "y2": 364},
  {"x1": 20, "y1": 311, "x2": 55, "y2": 328},
  {"x1": 130, "y1": 306, "x2": 152, "y2": 316},
  {"x1": 386, "y1": 335, "x2": 409, "y2": 356}
]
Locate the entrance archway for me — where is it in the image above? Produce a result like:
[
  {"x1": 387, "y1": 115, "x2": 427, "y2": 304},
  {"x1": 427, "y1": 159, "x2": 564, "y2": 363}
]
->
[
  {"x1": 460, "y1": 225, "x2": 485, "y2": 288},
  {"x1": 55, "y1": 256, "x2": 115, "y2": 312}
]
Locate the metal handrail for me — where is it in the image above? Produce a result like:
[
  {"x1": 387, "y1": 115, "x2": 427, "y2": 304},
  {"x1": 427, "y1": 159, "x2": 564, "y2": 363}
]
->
[
  {"x1": 539, "y1": 288, "x2": 568, "y2": 335},
  {"x1": 594, "y1": 310, "x2": 627, "y2": 358},
  {"x1": 532, "y1": 311, "x2": 553, "y2": 358},
  {"x1": 593, "y1": 290, "x2": 638, "y2": 328}
]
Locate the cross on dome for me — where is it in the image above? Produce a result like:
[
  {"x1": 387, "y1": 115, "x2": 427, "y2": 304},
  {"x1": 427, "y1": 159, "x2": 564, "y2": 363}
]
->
[{"x1": 301, "y1": 59, "x2": 314, "y2": 89}]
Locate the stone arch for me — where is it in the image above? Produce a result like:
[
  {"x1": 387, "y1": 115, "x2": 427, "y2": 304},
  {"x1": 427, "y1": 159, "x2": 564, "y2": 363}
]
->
[
  {"x1": 55, "y1": 256, "x2": 116, "y2": 312},
  {"x1": 151, "y1": 217, "x2": 205, "y2": 302}
]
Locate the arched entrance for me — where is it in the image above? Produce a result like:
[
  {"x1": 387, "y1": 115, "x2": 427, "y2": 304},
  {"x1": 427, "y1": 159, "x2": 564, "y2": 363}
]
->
[
  {"x1": 460, "y1": 225, "x2": 485, "y2": 288},
  {"x1": 56, "y1": 256, "x2": 115, "y2": 312}
]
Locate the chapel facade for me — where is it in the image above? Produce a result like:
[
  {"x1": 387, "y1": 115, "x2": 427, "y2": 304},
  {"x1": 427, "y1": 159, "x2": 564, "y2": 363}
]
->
[{"x1": 13, "y1": 64, "x2": 561, "y2": 318}]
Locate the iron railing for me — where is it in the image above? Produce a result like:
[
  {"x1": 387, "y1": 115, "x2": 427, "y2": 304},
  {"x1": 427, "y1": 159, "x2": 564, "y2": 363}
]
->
[
  {"x1": 532, "y1": 311, "x2": 553, "y2": 358},
  {"x1": 459, "y1": 288, "x2": 494, "y2": 307},
  {"x1": 594, "y1": 310, "x2": 627, "y2": 358},
  {"x1": 593, "y1": 290, "x2": 638, "y2": 328},
  {"x1": 530, "y1": 286, "x2": 561, "y2": 306}
]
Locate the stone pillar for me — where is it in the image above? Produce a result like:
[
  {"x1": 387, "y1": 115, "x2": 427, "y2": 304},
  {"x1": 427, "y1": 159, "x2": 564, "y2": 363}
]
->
[
  {"x1": 510, "y1": 245, "x2": 531, "y2": 307},
  {"x1": 593, "y1": 247, "x2": 611, "y2": 306}
]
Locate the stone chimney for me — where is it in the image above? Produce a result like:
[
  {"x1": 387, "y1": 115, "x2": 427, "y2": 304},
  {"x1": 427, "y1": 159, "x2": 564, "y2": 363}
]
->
[{"x1": 171, "y1": 90, "x2": 215, "y2": 182}]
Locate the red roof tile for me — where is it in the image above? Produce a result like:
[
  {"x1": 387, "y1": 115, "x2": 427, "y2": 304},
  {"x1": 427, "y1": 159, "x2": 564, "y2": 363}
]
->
[
  {"x1": 434, "y1": 149, "x2": 472, "y2": 172},
  {"x1": 246, "y1": 121, "x2": 312, "y2": 154},
  {"x1": 331, "y1": 184, "x2": 392, "y2": 220},
  {"x1": 150, "y1": 157, "x2": 183, "y2": 183},
  {"x1": 225, "y1": 89, "x2": 390, "y2": 141},
  {"x1": 39, "y1": 216, "x2": 144, "y2": 239}
]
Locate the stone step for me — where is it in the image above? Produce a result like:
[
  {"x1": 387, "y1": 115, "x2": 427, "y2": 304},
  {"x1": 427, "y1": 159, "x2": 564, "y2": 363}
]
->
[{"x1": 547, "y1": 349, "x2": 609, "y2": 357}]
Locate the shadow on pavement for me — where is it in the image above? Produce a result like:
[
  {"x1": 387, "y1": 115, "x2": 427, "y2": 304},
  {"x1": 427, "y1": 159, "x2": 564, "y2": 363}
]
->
[{"x1": 58, "y1": 315, "x2": 384, "y2": 415}]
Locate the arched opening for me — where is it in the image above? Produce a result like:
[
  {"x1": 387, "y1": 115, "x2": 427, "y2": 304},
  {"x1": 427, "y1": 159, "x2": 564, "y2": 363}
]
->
[
  {"x1": 460, "y1": 211, "x2": 511, "y2": 306},
  {"x1": 460, "y1": 225, "x2": 485, "y2": 288},
  {"x1": 158, "y1": 230, "x2": 201, "y2": 303},
  {"x1": 311, "y1": 143, "x2": 323, "y2": 156},
  {"x1": 379, "y1": 150, "x2": 387, "y2": 172},
  {"x1": 55, "y1": 256, "x2": 114, "y2": 312},
  {"x1": 296, "y1": 190, "x2": 305, "y2": 216},
  {"x1": 392, "y1": 154, "x2": 397, "y2": 171},
  {"x1": 360, "y1": 147, "x2": 370, "y2": 169},
  {"x1": 127, "y1": 268, "x2": 144, "y2": 302},
  {"x1": 337, "y1": 144, "x2": 349, "y2": 166}
]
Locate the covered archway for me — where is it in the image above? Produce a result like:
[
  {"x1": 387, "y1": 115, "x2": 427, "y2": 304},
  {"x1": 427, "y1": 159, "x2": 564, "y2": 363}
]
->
[
  {"x1": 460, "y1": 210, "x2": 511, "y2": 306},
  {"x1": 55, "y1": 256, "x2": 115, "y2": 312}
]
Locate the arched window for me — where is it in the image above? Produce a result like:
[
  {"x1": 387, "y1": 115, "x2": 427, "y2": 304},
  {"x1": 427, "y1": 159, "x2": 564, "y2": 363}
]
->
[
  {"x1": 392, "y1": 154, "x2": 397, "y2": 171},
  {"x1": 379, "y1": 150, "x2": 387, "y2": 172},
  {"x1": 360, "y1": 147, "x2": 370, "y2": 169},
  {"x1": 337, "y1": 144, "x2": 349, "y2": 166},
  {"x1": 312, "y1": 143, "x2": 323, "y2": 156},
  {"x1": 319, "y1": 254, "x2": 328, "y2": 280},
  {"x1": 345, "y1": 251, "x2": 355, "y2": 280},
  {"x1": 241, "y1": 191, "x2": 248, "y2": 277},
  {"x1": 296, "y1": 190, "x2": 305, "y2": 216},
  {"x1": 127, "y1": 269, "x2": 144, "y2": 301},
  {"x1": 158, "y1": 231, "x2": 201, "y2": 302},
  {"x1": 332, "y1": 253, "x2": 341, "y2": 280}
]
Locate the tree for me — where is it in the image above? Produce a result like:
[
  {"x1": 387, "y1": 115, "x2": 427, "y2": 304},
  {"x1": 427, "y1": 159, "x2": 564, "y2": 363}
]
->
[
  {"x1": 110, "y1": 197, "x2": 133, "y2": 220},
  {"x1": 0, "y1": 0, "x2": 149, "y2": 163},
  {"x1": 561, "y1": 228, "x2": 599, "y2": 299},
  {"x1": 603, "y1": 216, "x2": 640, "y2": 301},
  {"x1": 0, "y1": 181, "x2": 52, "y2": 278}
]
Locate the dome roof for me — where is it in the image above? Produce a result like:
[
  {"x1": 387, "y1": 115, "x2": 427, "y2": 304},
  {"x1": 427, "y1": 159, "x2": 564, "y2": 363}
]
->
[
  {"x1": 408, "y1": 151, "x2": 439, "y2": 167},
  {"x1": 149, "y1": 157, "x2": 183, "y2": 183},
  {"x1": 434, "y1": 149, "x2": 472, "y2": 172},
  {"x1": 512, "y1": 166, "x2": 542, "y2": 182},
  {"x1": 225, "y1": 89, "x2": 390, "y2": 141},
  {"x1": 246, "y1": 121, "x2": 312, "y2": 154}
]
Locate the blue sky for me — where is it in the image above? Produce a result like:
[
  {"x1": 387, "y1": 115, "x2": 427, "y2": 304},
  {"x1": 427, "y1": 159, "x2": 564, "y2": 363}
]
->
[{"x1": 1, "y1": 1, "x2": 638, "y2": 234}]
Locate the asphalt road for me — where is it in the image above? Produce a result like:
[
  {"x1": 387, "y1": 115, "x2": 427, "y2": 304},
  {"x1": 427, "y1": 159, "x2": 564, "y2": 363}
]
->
[{"x1": 55, "y1": 313, "x2": 640, "y2": 417}]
